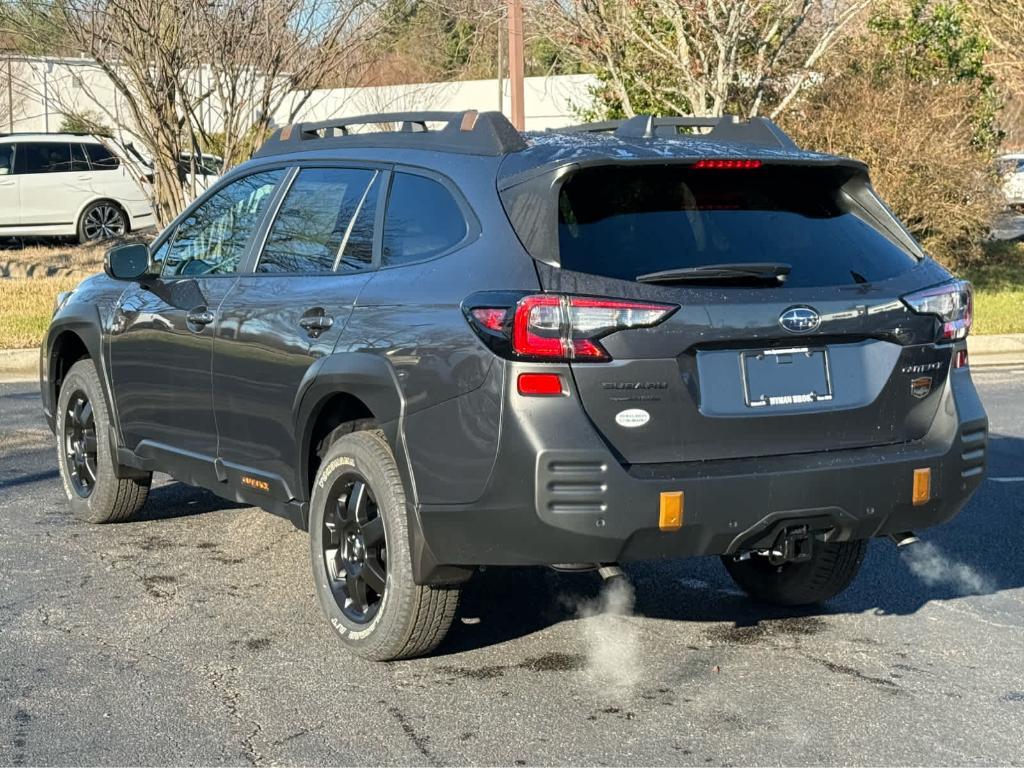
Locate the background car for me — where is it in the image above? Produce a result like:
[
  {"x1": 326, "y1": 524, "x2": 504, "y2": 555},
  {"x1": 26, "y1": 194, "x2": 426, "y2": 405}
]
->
[
  {"x1": 0, "y1": 133, "x2": 155, "y2": 243},
  {"x1": 997, "y1": 153, "x2": 1024, "y2": 209}
]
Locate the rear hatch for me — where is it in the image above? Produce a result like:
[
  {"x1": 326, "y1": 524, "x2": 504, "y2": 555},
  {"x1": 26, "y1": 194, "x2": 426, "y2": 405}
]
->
[{"x1": 508, "y1": 161, "x2": 957, "y2": 464}]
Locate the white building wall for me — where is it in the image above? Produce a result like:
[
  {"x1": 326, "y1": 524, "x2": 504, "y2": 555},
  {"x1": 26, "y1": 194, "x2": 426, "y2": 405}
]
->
[{"x1": 2, "y1": 55, "x2": 597, "y2": 140}]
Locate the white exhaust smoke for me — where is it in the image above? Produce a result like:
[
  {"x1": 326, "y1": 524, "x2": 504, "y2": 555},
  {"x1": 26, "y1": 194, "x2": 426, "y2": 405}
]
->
[
  {"x1": 901, "y1": 540, "x2": 995, "y2": 596},
  {"x1": 576, "y1": 576, "x2": 642, "y2": 696}
]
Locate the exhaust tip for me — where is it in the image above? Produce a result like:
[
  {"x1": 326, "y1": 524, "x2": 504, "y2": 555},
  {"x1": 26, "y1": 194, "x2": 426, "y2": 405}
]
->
[
  {"x1": 890, "y1": 532, "x2": 920, "y2": 549},
  {"x1": 597, "y1": 564, "x2": 625, "y2": 582}
]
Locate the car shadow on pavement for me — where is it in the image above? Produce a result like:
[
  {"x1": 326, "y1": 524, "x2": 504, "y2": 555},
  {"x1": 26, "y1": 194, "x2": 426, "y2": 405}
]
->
[
  {"x1": 129, "y1": 478, "x2": 246, "y2": 522},
  {"x1": 439, "y1": 434, "x2": 1024, "y2": 655}
]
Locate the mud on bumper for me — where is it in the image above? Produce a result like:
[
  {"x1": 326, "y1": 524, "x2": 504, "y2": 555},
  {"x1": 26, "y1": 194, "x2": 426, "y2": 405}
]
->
[{"x1": 413, "y1": 365, "x2": 987, "y2": 580}]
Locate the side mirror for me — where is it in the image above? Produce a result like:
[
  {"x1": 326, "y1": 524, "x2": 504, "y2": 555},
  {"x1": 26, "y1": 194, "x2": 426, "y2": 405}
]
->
[{"x1": 104, "y1": 242, "x2": 154, "y2": 281}]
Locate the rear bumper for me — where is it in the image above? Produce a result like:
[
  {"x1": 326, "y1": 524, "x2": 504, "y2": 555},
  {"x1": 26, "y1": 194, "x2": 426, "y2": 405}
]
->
[{"x1": 414, "y1": 362, "x2": 987, "y2": 576}]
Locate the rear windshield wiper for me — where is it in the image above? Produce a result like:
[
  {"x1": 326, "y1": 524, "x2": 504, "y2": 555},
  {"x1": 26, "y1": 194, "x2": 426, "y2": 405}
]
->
[{"x1": 636, "y1": 262, "x2": 792, "y2": 284}]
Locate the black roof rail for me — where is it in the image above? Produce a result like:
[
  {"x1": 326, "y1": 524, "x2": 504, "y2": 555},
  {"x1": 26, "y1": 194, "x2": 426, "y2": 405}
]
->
[
  {"x1": 254, "y1": 110, "x2": 529, "y2": 158},
  {"x1": 556, "y1": 114, "x2": 798, "y2": 150}
]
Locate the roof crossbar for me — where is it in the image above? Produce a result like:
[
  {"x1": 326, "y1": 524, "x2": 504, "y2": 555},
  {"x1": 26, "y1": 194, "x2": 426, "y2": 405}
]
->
[
  {"x1": 255, "y1": 110, "x2": 528, "y2": 158},
  {"x1": 556, "y1": 114, "x2": 798, "y2": 150}
]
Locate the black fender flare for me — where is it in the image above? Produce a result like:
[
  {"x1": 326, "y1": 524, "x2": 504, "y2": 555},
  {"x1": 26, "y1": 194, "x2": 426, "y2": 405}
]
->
[
  {"x1": 43, "y1": 309, "x2": 109, "y2": 432},
  {"x1": 292, "y1": 352, "x2": 470, "y2": 585}
]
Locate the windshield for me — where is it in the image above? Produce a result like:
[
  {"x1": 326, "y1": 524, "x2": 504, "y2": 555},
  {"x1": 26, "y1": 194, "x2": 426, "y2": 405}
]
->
[{"x1": 557, "y1": 164, "x2": 918, "y2": 288}]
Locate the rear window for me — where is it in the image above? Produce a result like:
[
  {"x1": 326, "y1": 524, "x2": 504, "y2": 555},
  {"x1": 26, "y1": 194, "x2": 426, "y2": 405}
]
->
[{"x1": 557, "y1": 165, "x2": 918, "y2": 288}]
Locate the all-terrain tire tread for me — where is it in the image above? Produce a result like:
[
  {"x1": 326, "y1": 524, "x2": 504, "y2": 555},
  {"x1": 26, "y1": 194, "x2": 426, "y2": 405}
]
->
[
  {"x1": 57, "y1": 359, "x2": 150, "y2": 524},
  {"x1": 361, "y1": 429, "x2": 459, "y2": 660},
  {"x1": 312, "y1": 428, "x2": 458, "y2": 661},
  {"x1": 722, "y1": 539, "x2": 868, "y2": 606}
]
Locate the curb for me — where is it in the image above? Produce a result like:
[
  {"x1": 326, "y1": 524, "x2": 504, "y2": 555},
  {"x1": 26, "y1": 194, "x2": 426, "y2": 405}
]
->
[
  {"x1": 2, "y1": 335, "x2": 1022, "y2": 382},
  {"x1": 967, "y1": 333, "x2": 1024, "y2": 367},
  {"x1": 0, "y1": 348, "x2": 38, "y2": 381}
]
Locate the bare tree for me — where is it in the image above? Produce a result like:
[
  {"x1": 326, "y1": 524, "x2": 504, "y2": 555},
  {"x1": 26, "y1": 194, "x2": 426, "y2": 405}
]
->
[
  {"x1": 972, "y1": 0, "x2": 1024, "y2": 96},
  {"x1": 192, "y1": 0, "x2": 381, "y2": 170},
  {"x1": 1, "y1": 0, "x2": 379, "y2": 225},
  {"x1": 544, "y1": 0, "x2": 870, "y2": 119}
]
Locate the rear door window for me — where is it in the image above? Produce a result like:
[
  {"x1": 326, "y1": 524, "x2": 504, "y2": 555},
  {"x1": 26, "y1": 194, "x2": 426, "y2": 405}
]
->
[
  {"x1": 557, "y1": 165, "x2": 919, "y2": 288},
  {"x1": 21, "y1": 142, "x2": 73, "y2": 174},
  {"x1": 258, "y1": 167, "x2": 380, "y2": 274},
  {"x1": 0, "y1": 145, "x2": 12, "y2": 175},
  {"x1": 381, "y1": 173, "x2": 467, "y2": 266}
]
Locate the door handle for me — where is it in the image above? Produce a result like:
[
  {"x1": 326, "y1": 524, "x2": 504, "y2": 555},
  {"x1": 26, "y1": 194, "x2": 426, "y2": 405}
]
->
[
  {"x1": 298, "y1": 314, "x2": 334, "y2": 338},
  {"x1": 0, "y1": 180, "x2": 13, "y2": 186},
  {"x1": 77, "y1": 174, "x2": 94, "y2": 181},
  {"x1": 187, "y1": 309, "x2": 215, "y2": 326}
]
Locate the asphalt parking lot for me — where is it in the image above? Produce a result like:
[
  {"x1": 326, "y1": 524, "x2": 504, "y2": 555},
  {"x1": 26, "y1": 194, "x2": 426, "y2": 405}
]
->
[{"x1": 1, "y1": 368, "x2": 1023, "y2": 766}]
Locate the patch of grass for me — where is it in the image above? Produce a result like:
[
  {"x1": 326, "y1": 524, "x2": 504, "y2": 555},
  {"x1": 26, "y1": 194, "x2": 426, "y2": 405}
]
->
[
  {"x1": 0, "y1": 276, "x2": 82, "y2": 349},
  {"x1": 958, "y1": 241, "x2": 1024, "y2": 335}
]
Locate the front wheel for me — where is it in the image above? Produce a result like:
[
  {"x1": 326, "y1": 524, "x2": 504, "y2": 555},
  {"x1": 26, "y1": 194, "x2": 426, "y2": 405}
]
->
[
  {"x1": 309, "y1": 429, "x2": 459, "y2": 660},
  {"x1": 56, "y1": 359, "x2": 151, "y2": 523},
  {"x1": 721, "y1": 539, "x2": 868, "y2": 606}
]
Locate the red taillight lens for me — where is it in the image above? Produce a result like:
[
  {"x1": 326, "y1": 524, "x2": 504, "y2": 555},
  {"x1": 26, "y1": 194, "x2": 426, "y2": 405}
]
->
[
  {"x1": 902, "y1": 280, "x2": 973, "y2": 340},
  {"x1": 517, "y1": 372, "x2": 565, "y2": 396},
  {"x1": 693, "y1": 159, "x2": 762, "y2": 170},
  {"x1": 954, "y1": 349, "x2": 969, "y2": 369},
  {"x1": 511, "y1": 295, "x2": 675, "y2": 361}
]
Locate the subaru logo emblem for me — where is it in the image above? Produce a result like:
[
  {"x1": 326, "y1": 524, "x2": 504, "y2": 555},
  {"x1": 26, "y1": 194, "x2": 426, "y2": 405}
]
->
[{"x1": 779, "y1": 306, "x2": 821, "y2": 334}]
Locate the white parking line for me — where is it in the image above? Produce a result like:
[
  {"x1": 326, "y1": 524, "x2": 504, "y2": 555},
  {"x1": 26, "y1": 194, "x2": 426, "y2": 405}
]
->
[{"x1": 989, "y1": 477, "x2": 1024, "y2": 483}]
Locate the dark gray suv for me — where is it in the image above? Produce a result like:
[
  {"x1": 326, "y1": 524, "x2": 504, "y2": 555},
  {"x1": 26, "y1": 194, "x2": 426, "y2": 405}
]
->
[{"x1": 40, "y1": 111, "x2": 987, "y2": 660}]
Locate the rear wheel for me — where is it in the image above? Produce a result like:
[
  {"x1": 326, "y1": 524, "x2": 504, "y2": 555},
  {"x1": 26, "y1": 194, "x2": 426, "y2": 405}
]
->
[
  {"x1": 56, "y1": 359, "x2": 151, "y2": 523},
  {"x1": 77, "y1": 201, "x2": 127, "y2": 243},
  {"x1": 721, "y1": 539, "x2": 868, "y2": 606},
  {"x1": 309, "y1": 429, "x2": 459, "y2": 660}
]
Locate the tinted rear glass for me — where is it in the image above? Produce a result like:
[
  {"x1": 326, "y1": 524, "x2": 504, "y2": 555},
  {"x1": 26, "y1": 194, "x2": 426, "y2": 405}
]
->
[{"x1": 557, "y1": 165, "x2": 918, "y2": 288}]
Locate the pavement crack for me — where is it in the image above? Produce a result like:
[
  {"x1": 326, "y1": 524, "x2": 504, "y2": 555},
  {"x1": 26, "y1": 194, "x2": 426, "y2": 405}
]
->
[
  {"x1": 204, "y1": 665, "x2": 265, "y2": 766},
  {"x1": 387, "y1": 704, "x2": 441, "y2": 766},
  {"x1": 802, "y1": 654, "x2": 902, "y2": 694}
]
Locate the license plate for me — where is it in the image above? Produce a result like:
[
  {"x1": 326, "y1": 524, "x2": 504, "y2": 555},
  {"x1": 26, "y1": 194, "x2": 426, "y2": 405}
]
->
[{"x1": 741, "y1": 347, "x2": 834, "y2": 408}]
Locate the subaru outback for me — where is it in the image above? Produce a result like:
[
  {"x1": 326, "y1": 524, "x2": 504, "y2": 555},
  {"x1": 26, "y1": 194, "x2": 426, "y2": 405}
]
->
[{"x1": 41, "y1": 111, "x2": 987, "y2": 660}]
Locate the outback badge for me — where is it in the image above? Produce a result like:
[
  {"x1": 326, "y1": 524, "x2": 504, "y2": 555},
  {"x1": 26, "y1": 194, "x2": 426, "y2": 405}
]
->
[{"x1": 910, "y1": 376, "x2": 933, "y2": 399}]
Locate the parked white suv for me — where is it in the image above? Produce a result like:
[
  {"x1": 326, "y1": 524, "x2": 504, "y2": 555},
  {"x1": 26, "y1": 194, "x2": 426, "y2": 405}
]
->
[
  {"x1": 0, "y1": 133, "x2": 154, "y2": 243},
  {"x1": 998, "y1": 153, "x2": 1024, "y2": 209}
]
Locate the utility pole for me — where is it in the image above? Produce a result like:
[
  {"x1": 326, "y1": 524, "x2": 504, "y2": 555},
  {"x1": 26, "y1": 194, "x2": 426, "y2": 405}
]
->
[{"x1": 507, "y1": 0, "x2": 524, "y2": 130}]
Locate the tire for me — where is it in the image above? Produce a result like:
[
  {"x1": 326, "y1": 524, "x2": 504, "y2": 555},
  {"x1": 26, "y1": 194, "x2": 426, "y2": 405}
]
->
[
  {"x1": 77, "y1": 201, "x2": 127, "y2": 244},
  {"x1": 721, "y1": 539, "x2": 868, "y2": 606},
  {"x1": 55, "y1": 359, "x2": 151, "y2": 523},
  {"x1": 309, "y1": 429, "x2": 459, "y2": 661}
]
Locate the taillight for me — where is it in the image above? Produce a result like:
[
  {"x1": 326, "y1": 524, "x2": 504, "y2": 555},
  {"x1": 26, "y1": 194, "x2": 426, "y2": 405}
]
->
[
  {"x1": 466, "y1": 293, "x2": 676, "y2": 362},
  {"x1": 902, "y1": 280, "x2": 973, "y2": 340}
]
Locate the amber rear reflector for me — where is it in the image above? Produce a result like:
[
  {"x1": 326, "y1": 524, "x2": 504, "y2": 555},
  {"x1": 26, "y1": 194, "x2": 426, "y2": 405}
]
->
[
  {"x1": 659, "y1": 491, "x2": 684, "y2": 531},
  {"x1": 912, "y1": 468, "x2": 931, "y2": 506}
]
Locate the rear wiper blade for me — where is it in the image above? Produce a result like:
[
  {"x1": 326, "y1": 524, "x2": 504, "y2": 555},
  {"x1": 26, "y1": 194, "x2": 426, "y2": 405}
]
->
[{"x1": 636, "y1": 262, "x2": 791, "y2": 284}]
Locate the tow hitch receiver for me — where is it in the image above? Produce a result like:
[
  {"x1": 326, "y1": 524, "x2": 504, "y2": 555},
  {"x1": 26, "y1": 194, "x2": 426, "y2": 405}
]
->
[{"x1": 768, "y1": 524, "x2": 814, "y2": 566}]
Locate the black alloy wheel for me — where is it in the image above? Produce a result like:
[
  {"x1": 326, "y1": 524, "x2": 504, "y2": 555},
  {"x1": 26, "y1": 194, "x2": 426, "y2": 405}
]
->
[
  {"x1": 322, "y1": 473, "x2": 388, "y2": 624},
  {"x1": 63, "y1": 390, "x2": 98, "y2": 497}
]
